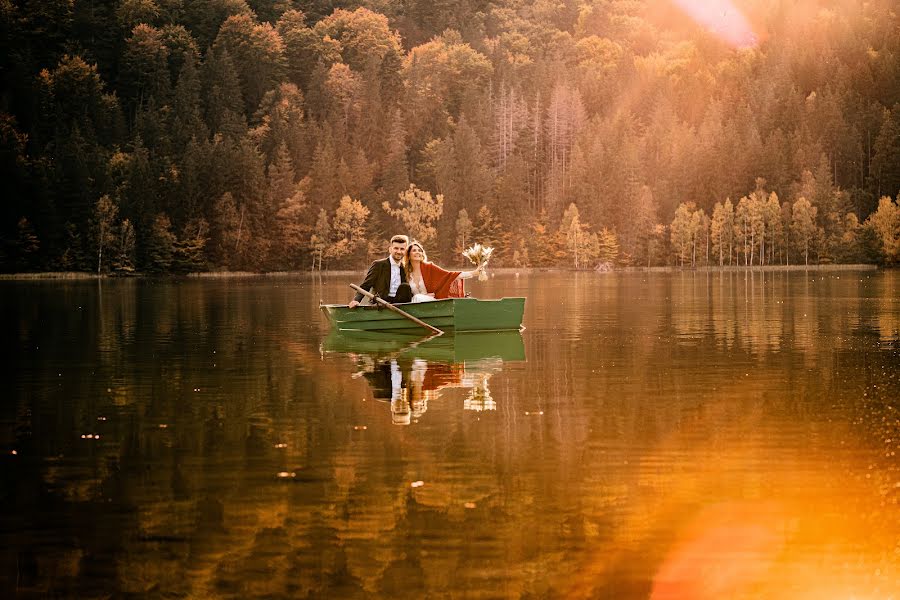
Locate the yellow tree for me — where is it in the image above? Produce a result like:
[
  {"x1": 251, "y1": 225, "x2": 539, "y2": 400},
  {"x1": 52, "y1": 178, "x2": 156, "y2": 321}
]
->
[
  {"x1": 791, "y1": 197, "x2": 818, "y2": 266},
  {"x1": 328, "y1": 195, "x2": 370, "y2": 267},
  {"x1": 382, "y1": 184, "x2": 443, "y2": 246},
  {"x1": 559, "y1": 203, "x2": 600, "y2": 269},
  {"x1": 710, "y1": 199, "x2": 734, "y2": 266},
  {"x1": 92, "y1": 195, "x2": 119, "y2": 274},
  {"x1": 865, "y1": 196, "x2": 900, "y2": 264},
  {"x1": 670, "y1": 202, "x2": 694, "y2": 267},
  {"x1": 689, "y1": 207, "x2": 709, "y2": 267}
]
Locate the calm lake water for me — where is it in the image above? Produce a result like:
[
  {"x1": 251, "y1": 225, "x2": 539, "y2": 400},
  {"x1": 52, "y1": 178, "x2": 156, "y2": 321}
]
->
[{"x1": 2, "y1": 270, "x2": 898, "y2": 599}]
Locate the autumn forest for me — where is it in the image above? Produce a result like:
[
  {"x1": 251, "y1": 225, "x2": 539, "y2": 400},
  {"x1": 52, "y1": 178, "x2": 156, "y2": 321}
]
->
[{"x1": 2, "y1": 0, "x2": 900, "y2": 273}]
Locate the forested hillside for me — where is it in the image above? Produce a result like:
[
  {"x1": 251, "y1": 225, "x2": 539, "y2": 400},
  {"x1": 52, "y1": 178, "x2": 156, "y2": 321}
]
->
[{"x1": 1, "y1": 0, "x2": 899, "y2": 272}]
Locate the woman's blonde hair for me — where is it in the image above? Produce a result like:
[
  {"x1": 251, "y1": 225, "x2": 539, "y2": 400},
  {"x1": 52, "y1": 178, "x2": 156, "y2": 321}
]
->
[{"x1": 404, "y1": 240, "x2": 428, "y2": 269}]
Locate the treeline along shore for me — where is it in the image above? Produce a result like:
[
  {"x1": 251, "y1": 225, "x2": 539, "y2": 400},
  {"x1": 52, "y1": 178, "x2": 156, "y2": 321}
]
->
[
  {"x1": 0, "y1": 264, "x2": 884, "y2": 281},
  {"x1": 1, "y1": 1, "x2": 899, "y2": 276}
]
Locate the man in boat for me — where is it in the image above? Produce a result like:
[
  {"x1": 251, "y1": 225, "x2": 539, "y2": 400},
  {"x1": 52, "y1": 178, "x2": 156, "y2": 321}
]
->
[{"x1": 348, "y1": 234, "x2": 413, "y2": 308}]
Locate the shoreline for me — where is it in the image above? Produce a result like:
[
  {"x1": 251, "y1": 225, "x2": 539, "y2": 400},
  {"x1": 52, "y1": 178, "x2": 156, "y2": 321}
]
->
[{"x1": 0, "y1": 264, "x2": 882, "y2": 281}]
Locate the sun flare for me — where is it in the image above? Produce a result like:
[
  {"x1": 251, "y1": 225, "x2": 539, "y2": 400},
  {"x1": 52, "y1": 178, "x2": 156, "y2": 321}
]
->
[{"x1": 671, "y1": 0, "x2": 758, "y2": 47}]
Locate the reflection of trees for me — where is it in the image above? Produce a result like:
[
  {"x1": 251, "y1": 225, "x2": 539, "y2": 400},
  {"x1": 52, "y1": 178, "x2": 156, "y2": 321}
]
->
[
  {"x1": 514, "y1": 270, "x2": 900, "y2": 597},
  {"x1": 4, "y1": 272, "x2": 898, "y2": 597}
]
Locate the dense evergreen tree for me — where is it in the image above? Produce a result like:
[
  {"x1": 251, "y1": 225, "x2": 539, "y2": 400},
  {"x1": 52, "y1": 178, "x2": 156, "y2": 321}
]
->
[{"x1": 2, "y1": 0, "x2": 899, "y2": 272}]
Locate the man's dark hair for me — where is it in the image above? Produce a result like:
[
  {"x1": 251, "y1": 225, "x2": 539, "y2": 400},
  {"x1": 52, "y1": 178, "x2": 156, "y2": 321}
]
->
[{"x1": 390, "y1": 235, "x2": 409, "y2": 245}]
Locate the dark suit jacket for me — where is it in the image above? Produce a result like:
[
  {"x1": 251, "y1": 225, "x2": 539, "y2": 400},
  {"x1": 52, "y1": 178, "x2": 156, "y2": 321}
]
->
[{"x1": 353, "y1": 257, "x2": 406, "y2": 302}]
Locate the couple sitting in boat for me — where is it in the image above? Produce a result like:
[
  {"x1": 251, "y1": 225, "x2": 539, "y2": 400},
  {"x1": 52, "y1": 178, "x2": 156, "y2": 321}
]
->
[{"x1": 348, "y1": 234, "x2": 485, "y2": 308}]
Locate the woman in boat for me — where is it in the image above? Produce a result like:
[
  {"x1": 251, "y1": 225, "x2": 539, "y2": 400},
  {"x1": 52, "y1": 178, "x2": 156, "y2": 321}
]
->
[{"x1": 404, "y1": 240, "x2": 484, "y2": 302}]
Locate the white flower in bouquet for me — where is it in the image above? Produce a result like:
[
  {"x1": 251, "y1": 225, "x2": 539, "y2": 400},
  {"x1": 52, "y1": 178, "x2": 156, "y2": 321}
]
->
[{"x1": 463, "y1": 243, "x2": 493, "y2": 281}]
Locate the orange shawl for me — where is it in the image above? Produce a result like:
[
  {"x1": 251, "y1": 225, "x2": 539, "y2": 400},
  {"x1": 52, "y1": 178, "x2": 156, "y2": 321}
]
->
[{"x1": 421, "y1": 261, "x2": 465, "y2": 299}]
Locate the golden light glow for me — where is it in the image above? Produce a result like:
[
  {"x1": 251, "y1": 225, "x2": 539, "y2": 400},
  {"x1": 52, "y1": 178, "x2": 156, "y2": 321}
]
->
[
  {"x1": 672, "y1": 0, "x2": 758, "y2": 47},
  {"x1": 650, "y1": 502, "x2": 785, "y2": 599}
]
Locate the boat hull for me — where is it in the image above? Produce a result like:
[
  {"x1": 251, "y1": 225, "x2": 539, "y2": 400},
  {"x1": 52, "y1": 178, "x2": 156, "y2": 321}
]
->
[
  {"x1": 322, "y1": 330, "x2": 526, "y2": 363},
  {"x1": 320, "y1": 297, "x2": 525, "y2": 332}
]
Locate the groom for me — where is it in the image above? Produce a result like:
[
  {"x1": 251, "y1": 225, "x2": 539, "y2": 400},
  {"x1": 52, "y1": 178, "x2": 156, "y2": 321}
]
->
[{"x1": 348, "y1": 234, "x2": 413, "y2": 308}]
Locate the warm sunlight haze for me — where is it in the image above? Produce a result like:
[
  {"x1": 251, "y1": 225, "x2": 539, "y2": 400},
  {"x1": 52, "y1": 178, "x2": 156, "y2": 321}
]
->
[
  {"x1": 2, "y1": 0, "x2": 899, "y2": 597},
  {"x1": 672, "y1": 0, "x2": 759, "y2": 47}
]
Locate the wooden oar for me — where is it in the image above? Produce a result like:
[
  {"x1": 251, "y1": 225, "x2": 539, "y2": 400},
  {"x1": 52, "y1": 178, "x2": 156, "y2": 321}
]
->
[{"x1": 349, "y1": 284, "x2": 443, "y2": 335}]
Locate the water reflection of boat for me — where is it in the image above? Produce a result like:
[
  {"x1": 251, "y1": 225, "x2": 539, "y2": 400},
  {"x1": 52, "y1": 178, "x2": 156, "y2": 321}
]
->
[
  {"x1": 320, "y1": 297, "x2": 526, "y2": 332},
  {"x1": 322, "y1": 329, "x2": 525, "y2": 364},
  {"x1": 323, "y1": 330, "x2": 525, "y2": 424}
]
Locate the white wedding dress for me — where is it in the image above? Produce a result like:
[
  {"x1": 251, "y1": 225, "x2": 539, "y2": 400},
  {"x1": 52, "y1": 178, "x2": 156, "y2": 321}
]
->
[{"x1": 408, "y1": 274, "x2": 437, "y2": 303}]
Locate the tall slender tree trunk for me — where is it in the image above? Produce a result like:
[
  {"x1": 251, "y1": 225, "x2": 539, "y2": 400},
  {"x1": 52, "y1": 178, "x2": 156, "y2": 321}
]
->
[
  {"x1": 760, "y1": 231, "x2": 765, "y2": 266},
  {"x1": 785, "y1": 231, "x2": 790, "y2": 266}
]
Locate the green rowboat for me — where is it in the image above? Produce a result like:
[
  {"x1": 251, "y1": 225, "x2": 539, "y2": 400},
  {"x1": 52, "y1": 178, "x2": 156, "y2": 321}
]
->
[{"x1": 320, "y1": 297, "x2": 525, "y2": 332}]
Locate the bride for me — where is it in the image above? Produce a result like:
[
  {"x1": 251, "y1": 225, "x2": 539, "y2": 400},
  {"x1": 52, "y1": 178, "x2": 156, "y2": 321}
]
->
[{"x1": 404, "y1": 241, "x2": 484, "y2": 302}]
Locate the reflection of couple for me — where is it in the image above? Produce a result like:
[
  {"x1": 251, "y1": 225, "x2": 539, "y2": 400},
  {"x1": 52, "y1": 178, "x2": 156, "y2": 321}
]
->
[
  {"x1": 361, "y1": 357, "x2": 463, "y2": 425},
  {"x1": 348, "y1": 235, "x2": 484, "y2": 308}
]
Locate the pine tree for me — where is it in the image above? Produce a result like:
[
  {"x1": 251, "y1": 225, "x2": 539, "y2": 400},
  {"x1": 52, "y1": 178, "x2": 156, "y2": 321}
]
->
[
  {"x1": 145, "y1": 213, "x2": 176, "y2": 272},
  {"x1": 185, "y1": 0, "x2": 254, "y2": 60},
  {"x1": 454, "y1": 209, "x2": 473, "y2": 255},
  {"x1": 308, "y1": 133, "x2": 341, "y2": 210},
  {"x1": 377, "y1": 109, "x2": 410, "y2": 204},
  {"x1": 470, "y1": 204, "x2": 508, "y2": 264},
  {"x1": 202, "y1": 47, "x2": 247, "y2": 139},
  {"x1": 251, "y1": 82, "x2": 306, "y2": 166},
  {"x1": 212, "y1": 14, "x2": 286, "y2": 114},
  {"x1": 173, "y1": 218, "x2": 209, "y2": 273},
  {"x1": 121, "y1": 24, "x2": 172, "y2": 109},
  {"x1": 527, "y1": 210, "x2": 562, "y2": 267},
  {"x1": 620, "y1": 185, "x2": 657, "y2": 265},
  {"x1": 448, "y1": 117, "x2": 492, "y2": 217},
  {"x1": 596, "y1": 228, "x2": 619, "y2": 266},
  {"x1": 171, "y1": 51, "x2": 207, "y2": 151},
  {"x1": 15, "y1": 217, "x2": 40, "y2": 271},
  {"x1": 494, "y1": 153, "x2": 531, "y2": 233},
  {"x1": 267, "y1": 142, "x2": 296, "y2": 205},
  {"x1": 59, "y1": 222, "x2": 89, "y2": 271},
  {"x1": 112, "y1": 218, "x2": 136, "y2": 273},
  {"x1": 212, "y1": 192, "x2": 242, "y2": 268},
  {"x1": 276, "y1": 9, "x2": 319, "y2": 89},
  {"x1": 870, "y1": 104, "x2": 900, "y2": 200},
  {"x1": 276, "y1": 185, "x2": 309, "y2": 269}
]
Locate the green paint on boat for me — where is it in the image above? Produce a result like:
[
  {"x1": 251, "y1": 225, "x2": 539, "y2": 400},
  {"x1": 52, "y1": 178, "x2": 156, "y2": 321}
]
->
[
  {"x1": 320, "y1": 297, "x2": 525, "y2": 332},
  {"x1": 322, "y1": 329, "x2": 526, "y2": 363}
]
